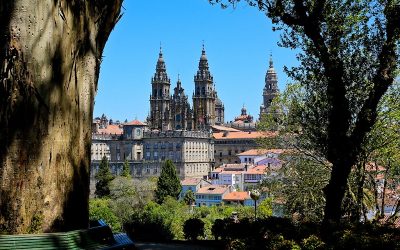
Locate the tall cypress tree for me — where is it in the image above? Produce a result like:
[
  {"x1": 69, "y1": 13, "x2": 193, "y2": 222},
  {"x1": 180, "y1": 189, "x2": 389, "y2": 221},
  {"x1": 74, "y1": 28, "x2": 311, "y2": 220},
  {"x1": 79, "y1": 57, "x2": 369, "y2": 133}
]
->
[
  {"x1": 121, "y1": 159, "x2": 131, "y2": 178},
  {"x1": 155, "y1": 160, "x2": 182, "y2": 204},
  {"x1": 95, "y1": 156, "x2": 114, "y2": 198}
]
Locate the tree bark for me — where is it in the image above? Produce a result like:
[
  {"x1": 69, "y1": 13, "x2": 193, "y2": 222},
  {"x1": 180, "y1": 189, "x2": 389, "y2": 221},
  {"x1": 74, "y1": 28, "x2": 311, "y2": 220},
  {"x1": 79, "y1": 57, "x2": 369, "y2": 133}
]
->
[{"x1": 0, "y1": 0, "x2": 122, "y2": 233}]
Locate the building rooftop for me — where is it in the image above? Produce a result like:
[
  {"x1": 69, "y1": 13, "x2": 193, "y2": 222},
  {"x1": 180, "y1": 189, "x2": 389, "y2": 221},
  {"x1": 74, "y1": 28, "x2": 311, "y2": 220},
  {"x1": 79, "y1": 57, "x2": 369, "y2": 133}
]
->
[
  {"x1": 181, "y1": 178, "x2": 202, "y2": 186},
  {"x1": 97, "y1": 124, "x2": 123, "y2": 135},
  {"x1": 213, "y1": 131, "x2": 277, "y2": 140},
  {"x1": 245, "y1": 165, "x2": 268, "y2": 174},
  {"x1": 223, "y1": 191, "x2": 250, "y2": 201},
  {"x1": 211, "y1": 125, "x2": 240, "y2": 132},
  {"x1": 124, "y1": 120, "x2": 146, "y2": 126},
  {"x1": 196, "y1": 185, "x2": 229, "y2": 195},
  {"x1": 237, "y1": 148, "x2": 286, "y2": 156}
]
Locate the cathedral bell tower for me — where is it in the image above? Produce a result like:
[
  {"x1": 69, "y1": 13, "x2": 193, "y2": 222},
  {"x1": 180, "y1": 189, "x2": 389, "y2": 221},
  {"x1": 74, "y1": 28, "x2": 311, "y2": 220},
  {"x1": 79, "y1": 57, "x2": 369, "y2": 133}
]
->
[
  {"x1": 193, "y1": 45, "x2": 216, "y2": 130},
  {"x1": 149, "y1": 47, "x2": 172, "y2": 130},
  {"x1": 259, "y1": 54, "x2": 279, "y2": 120}
]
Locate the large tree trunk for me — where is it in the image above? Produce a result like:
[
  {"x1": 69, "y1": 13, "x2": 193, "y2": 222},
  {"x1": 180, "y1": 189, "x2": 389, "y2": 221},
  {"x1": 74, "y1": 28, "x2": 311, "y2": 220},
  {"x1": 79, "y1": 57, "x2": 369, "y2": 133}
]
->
[
  {"x1": 0, "y1": 0, "x2": 122, "y2": 233},
  {"x1": 323, "y1": 159, "x2": 353, "y2": 224}
]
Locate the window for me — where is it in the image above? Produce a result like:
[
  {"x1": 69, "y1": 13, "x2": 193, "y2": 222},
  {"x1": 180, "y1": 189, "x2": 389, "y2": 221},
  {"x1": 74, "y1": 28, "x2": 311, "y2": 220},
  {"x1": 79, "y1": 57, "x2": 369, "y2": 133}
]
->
[{"x1": 228, "y1": 150, "x2": 232, "y2": 156}]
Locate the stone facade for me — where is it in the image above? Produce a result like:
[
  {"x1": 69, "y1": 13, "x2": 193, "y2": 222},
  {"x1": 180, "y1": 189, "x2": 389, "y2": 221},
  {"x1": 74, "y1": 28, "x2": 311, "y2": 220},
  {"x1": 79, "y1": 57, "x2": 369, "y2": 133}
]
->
[
  {"x1": 91, "y1": 121, "x2": 215, "y2": 181},
  {"x1": 259, "y1": 54, "x2": 280, "y2": 120},
  {"x1": 141, "y1": 130, "x2": 215, "y2": 179}
]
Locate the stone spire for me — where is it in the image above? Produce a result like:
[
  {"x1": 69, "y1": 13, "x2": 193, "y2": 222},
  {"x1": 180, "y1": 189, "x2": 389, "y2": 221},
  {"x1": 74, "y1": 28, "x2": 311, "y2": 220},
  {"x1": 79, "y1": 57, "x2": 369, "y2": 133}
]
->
[
  {"x1": 196, "y1": 44, "x2": 212, "y2": 82},
  {"x1": 154, "y1": 45, "x2": 168, "y2": 82},
  {"x1": 265, "y1": 53, "x2": 278, "y2": 91},
  {"x1": 193, "y1": 43, "x2": 217, "y2": 130},
  {"x1": 259, "y1": 53, "x2": 280, "y2": 120},
  {"x1": 150, "y1": 46, "x2": 171, "y2": 131}
]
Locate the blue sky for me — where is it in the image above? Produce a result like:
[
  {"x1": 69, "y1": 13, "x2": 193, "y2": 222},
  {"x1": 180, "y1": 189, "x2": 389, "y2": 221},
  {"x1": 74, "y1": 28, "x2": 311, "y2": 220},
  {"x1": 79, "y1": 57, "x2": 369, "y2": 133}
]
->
[{"x1": 94, "y1": 0, "x2": 298, "y2": 123}]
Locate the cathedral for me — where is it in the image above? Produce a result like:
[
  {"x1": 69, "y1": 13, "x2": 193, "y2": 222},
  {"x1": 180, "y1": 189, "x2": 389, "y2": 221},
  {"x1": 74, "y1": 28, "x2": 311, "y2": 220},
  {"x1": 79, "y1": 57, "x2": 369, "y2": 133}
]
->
[
  {"x1": 259, "y1": 54, "x2": 280, "y2": 120},
  {"x1": 148, "y1": 45, "x2": 225, "y2": 131}
]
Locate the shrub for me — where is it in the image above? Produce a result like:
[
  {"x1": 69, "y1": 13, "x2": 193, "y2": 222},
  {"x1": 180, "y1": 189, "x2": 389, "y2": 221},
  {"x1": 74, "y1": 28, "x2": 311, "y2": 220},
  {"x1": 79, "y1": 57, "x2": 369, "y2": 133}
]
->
[
  {"x1": 89, "y1": 198, "x2": 121, "y2": 231},
  {"x1": 301, "y1": 235, "x2": 325, "y2": 250},
  {"x1": 183, "y1": 218, "x2": 205, "y2": 240}
]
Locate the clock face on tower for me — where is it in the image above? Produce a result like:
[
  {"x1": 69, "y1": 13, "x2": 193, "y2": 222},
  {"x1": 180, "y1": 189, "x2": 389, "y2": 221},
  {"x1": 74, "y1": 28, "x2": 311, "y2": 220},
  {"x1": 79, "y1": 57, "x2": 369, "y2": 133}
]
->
[{"x1": 136, "y1": 128, "x2": 141, "y2": 136}]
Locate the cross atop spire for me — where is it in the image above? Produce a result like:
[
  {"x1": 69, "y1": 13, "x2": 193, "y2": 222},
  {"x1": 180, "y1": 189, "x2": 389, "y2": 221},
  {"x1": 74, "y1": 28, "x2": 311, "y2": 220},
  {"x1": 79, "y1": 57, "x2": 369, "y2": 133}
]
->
[
  {"x1": 202, "y1": 41, "x2": 206, "y2": 56},
  {"x1": 269, "y1": 52, "x2": 274, "y2": 68},
  {"x1": 159, "y1": 42, "x2": 163, "y2": 58}
]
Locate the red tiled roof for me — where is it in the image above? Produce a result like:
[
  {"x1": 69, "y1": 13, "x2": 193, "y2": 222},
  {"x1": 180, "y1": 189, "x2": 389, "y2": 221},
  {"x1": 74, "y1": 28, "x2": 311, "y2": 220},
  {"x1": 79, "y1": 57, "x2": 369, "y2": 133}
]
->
[
  {"x1": 181, "y1": 178, "x2": 202, "y2": 186},
  {"x1": 124, "y1": 120, "x2": 145, "y2": 126},
  {"x1": 246, "y1": 165, "x2": 267, "y2": 174},
  {"x1": 97, "y1": 124, "x2": 123, "y2": 135},
  {"x1": 197, "y1": 185, "x2": 229, "y2": 195},
  {"x1": 237, "y1": 148, "x2": 286, "y2": 156},
  {"x1": 213, "y1": 131, "x2": 277, "y2": 140},
  {"x1": 211, "y1": 163, "x2": 251, "y2": 173},
  {"x1": 223, "y1": 192, "x2": 250, "y2": 201}
]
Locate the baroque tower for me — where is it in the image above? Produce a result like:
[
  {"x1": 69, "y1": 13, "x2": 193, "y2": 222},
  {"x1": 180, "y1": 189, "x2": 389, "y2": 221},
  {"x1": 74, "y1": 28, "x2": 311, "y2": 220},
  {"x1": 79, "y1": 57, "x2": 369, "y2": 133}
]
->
[
  {"x1": 149, "y1": 47, "x2": 172, "y2": 130},
  {"x1": 171, "y1": 76, "x2": 193, "y2": 130},
  {"x1": 259, "y1": 54, "x2": 279, "y2": 120},
  {"x1": 193, "y1": 45, "x2": 216, "y2": 130}
]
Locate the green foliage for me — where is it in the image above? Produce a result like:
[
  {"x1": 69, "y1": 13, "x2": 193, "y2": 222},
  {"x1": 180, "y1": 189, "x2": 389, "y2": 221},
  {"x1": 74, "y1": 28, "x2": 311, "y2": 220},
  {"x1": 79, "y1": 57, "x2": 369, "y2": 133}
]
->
[
  {"x1": 126, "y1": 197, "x2": 190, "y2": 241},
  {"x1": 155, "y1": 160, "x2": 182, "y2": 204},
  {"x1": 95, "y1": 156, "x2": 114, "y2": 198},
  {"x1": 211, "y1": 0, "x2": 400, "y2": 224},
  {"x1": 270, "y1": 235, "x2": 301, "y2": 250},
  {"x1": 121, "y1": 159, "x2": 131, "y2": 178},
  {"x1": 183, "y1": 218, "x2": 205, "y2": 240},
  {"x1": 183, "y1": 190, "x2": 195, "y2": 206},
  {"x1": 257, "y1": 198, "x2": 273, "y2": 219},
  {"x1": 301, "y1": 235, "x2": 325, "y2": 250},
  {"x1": 109, "y1": 176, "x2": 136, "y2": 224},
  {"x1": 89, "y1": 198, "x2": 121, "y2": 232}
]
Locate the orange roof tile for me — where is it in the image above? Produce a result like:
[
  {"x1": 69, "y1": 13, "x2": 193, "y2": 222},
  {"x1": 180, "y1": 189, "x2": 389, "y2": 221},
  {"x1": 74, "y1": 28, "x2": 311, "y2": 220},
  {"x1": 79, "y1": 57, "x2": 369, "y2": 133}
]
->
[
  {"x1": 197, "y1": 185, "x2": 229, "y2": 195},
  {"x1": 223, "y1": 192, "x2": 250, "y2": 201},
  {"x1": 124, "y1": 120, "x2": 145, "y2": 126},
  {"x1": 213, "y1": 131, "x2": 277, "y2": 140},
  {"x1": 237, "y1": 148, "x2": 286, "y2": 156},
  {"x1": 181, "y1": 178, "x2": 202, "y2": 186},
  {"x1": 97, "y1": 124, "x2": 123, "y2": 135},
  {"x1": 246, "y1": 165, "x2": 267, "y2": 174}
]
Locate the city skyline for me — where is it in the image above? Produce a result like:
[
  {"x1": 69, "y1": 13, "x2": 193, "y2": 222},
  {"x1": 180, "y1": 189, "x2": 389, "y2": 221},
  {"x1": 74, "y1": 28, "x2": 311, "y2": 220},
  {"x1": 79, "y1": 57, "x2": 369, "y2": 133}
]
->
[{"x1": 94, "y1": 0, "x2": 298, "y2": 122}]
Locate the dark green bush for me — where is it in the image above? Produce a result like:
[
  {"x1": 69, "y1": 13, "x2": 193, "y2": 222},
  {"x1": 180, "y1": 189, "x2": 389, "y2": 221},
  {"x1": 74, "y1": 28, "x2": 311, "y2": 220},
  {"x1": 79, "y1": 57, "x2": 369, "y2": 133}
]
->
[{"x1": 183, "y1": 218, "x2": 205, "y2": 240}]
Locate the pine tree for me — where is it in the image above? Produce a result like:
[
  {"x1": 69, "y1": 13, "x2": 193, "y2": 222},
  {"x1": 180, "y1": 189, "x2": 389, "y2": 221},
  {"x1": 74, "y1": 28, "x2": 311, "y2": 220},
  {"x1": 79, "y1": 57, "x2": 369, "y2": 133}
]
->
[
  {"x1": 155, "y1": 160, "x2": 182, "y2": 204},
  {"x1": 95, "y1": 156, "x2": 114, "y2": 198},
  {"x1": 121, "y1": 159, "x2": 131, "y2": 178}
]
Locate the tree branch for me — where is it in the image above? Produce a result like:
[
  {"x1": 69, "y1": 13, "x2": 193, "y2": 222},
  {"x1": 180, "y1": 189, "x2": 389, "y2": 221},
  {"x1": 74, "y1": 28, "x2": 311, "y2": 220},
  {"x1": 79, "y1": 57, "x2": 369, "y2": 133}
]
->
[{"x1": 350, "y1": 3, "x2": 400, "y2": 152}]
